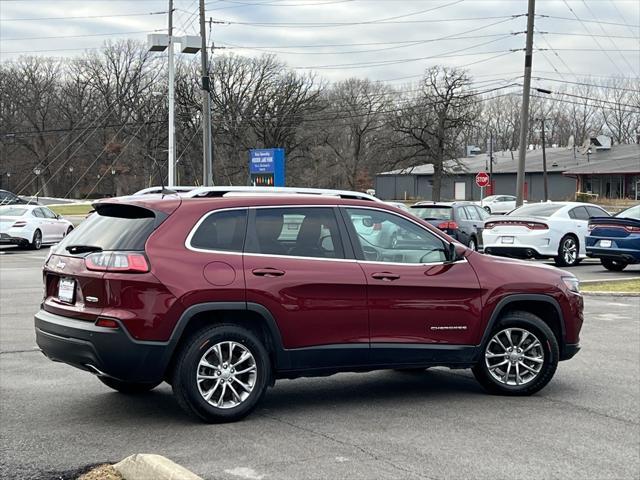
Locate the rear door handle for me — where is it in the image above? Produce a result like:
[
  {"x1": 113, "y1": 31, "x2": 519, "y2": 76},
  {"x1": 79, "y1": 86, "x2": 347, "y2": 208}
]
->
[
  {"x1": 252, "y1": 268, "x2": 285, "y2": 277},
  {"x1": 371, "y1": 272, "x2": 400, "y2": 281}
]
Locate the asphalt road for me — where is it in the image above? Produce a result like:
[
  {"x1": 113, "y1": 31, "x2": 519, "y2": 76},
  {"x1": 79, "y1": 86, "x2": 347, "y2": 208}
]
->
[{"x1": 1, "y1": 248, "x2": 639, "y2": 480}]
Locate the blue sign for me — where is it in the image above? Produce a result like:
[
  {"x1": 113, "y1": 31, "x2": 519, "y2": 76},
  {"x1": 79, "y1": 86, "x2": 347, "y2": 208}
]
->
[{"x1": 249, "y1": 148, "x2": 285, "y2": 186}]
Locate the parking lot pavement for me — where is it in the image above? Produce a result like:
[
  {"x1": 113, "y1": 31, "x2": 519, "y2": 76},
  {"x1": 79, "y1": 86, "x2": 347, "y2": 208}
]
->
[{"x1": 1, "y1": 249, "x2": 639, "y2": 480}]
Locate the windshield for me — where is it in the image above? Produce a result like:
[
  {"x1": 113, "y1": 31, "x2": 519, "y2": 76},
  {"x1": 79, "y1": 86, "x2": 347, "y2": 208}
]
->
[
  {"x1": 410, "y1": 206, "x2": 452, "y2": 220},
  {"x1": 616, "y1": 205, "x2": 640, "y2": 220},
  {"x1": 508, "y1": 203, "x2": 564, "y2": 217},
  {"x1": 0, "y1": 207, "x2": 26, "y2": 216}
]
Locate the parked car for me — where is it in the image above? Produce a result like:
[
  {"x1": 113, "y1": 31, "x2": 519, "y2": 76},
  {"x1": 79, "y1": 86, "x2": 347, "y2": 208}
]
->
[
  {"x1": 384, "y1": 201, "x2": 410, "y2": 212},
  {"x1": 0, "y1": 205, "x2": 74, "y2": 249},
  {"x1": 483, "y1": 202, "x2": 610, "y2": 266},
  {"x1": 410, "y1": 201, "x2": 489, "y2": 251},
  {"x1": 478, "y1": 195, "x2": 517, "y2": 214},
  {"x1": 586, "y1": 204, "x2": 640, "y2": 271},
  {"x1": 36, "y1": 187, "x2": 582, "y2": 423},
  {"x1": 0, "y1": 189, "x2": 27, "y2": 206}
]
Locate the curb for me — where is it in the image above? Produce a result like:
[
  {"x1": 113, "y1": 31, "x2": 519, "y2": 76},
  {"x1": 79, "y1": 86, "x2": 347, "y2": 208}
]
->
[
  {"x1": 580, "y1": 277, "x2": 640, "y2": 284},
  {"x1": 114, "y1": 454, "x2": 203, "y2": 480},
  {"x1": 581, "y1": 291, "x2": 640, "y2": 297}
]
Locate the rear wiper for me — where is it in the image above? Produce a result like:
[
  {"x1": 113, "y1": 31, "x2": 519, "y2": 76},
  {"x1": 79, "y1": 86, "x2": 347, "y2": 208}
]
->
[{"x1": 65, "y1": 245, "x2": 103, "y2": 254}]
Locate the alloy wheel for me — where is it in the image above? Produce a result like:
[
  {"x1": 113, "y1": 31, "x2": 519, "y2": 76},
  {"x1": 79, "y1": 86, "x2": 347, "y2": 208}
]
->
[
  {"x1": 196, "y1": 341, "x2": 257, "y2": 409},
  {"x1": 33, "y1": 230, "x2": 42, "y2": 249},
  {"x1": 561, "y1": 237, "x2": 577, "y2": 265},
  {"x1": 484, "y1": 328, "x2": 544, "y2": 386}
]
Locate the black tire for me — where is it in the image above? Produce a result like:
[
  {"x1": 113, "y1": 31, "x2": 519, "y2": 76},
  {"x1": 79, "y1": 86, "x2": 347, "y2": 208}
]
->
[
  {"x1": 172, "y1": 324, "x2": 270, "y2": 423},
  {"x1": 98, "y1": 376, "x2": 160, "y2": 394},
  {"x1": 472, "y1": 311, "x2": 559, "y2": 396},
  {"x1": 29, "y1": 229, "x2": 42, "y2": 250},
  {"x1": 554, "y1": 234, "x2": 580, "y2": 267},
  {"x1": 601, "y1": 258, "x2": 628, "y2": 271},
  {"x1": 484, "y1": 206, "x2": 491, "y2": 214},
  {"x1": 65, "y1": 226, "x2": 74, "y2": 236},
  {"x1": 468, "y1": 237, "x2": 478, "y2": 251}
]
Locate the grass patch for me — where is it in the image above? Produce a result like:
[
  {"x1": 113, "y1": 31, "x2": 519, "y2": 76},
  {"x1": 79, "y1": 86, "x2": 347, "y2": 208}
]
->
[
  {"x1": 581, "y1": 279, "x2": 640, "y2": 293},
  {"x1": 48, "y1": 203, "x2": 93, "y2": 216}
]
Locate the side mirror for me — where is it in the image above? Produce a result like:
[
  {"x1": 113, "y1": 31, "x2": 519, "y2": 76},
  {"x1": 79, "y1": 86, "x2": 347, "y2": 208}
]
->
[{"x1": 362, "y1": 217, "x2": 374, "y2": 228}]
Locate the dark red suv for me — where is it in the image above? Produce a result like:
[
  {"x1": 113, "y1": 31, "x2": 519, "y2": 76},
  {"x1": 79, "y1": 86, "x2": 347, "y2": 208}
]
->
[{"x1": 35, "y1": 187, "x2": 583, "y2": 422}]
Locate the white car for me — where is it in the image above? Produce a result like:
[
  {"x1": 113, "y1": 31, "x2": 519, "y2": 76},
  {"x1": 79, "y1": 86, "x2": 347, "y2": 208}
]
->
[
  {"x1": 479, "y1": 195, "x2": 517, "y2": 215},
  {"x1": 0, "y1": 205, "x2": 74, "y2": 250},
  {"x1": 384, "y1": 201, "x2": 410, "y2": 212},
  {"x1": 483, "y1": 202, "x2": 610, "y2": 266}
]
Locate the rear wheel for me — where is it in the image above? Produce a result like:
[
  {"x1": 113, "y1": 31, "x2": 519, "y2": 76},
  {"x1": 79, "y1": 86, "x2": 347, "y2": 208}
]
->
[
  {"x1": 472, "y1": 311, "x2": 558, "y2": 396},
  {"x1": 98, "y1": 377, "x2": 160, "y2": 394},
  {"x1": 554, "y1": 235, "x2": 579, "y2": 267},
  {"x1": 601, "y1": 258, "x2": 628, "y2": 271},
  {"x1": 172, "y1": 324, "x2": 270, "y2": 423},
  {"x1": 29, "y1": 229, "x2": 42, "y2": 250}
]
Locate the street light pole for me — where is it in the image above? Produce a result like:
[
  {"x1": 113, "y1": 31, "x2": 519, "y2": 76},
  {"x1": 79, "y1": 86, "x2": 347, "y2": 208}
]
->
[
  {"x1": 540, "y1": 118, "x2": 548, "y2": 201},
  {"x1": 200, "y1": 0, "x2": 213, "y2": 186},
  {"x1": 515, "y1": 0, "x2": 536, "y2": 207},
  {"x1": 167, "y1": 0, "x2": 176, "y2": 187}
]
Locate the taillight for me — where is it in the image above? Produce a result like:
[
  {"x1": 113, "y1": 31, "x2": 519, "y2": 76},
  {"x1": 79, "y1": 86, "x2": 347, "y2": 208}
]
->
[
  {"x1": 588, "y1": 223, "x2": 640, "y2": 233},
  {"x1": 11, "y1": 221, "x2": 26, "y2": 228},
  {"x1": 437, "y1": 221, "x2": 459, "y2": 230},
  {"x1": 625, "y1": 225, "x2": 640, "y2": 233},
  {"x1": 484, "y1": 221, "x2": 547, "y2": 230},
  {"x1": 588, "y1": 223, "x2": 595, "y2": 231},
  {"x1": 85, "y1": 252, "x2": 149, "y2": 273}
]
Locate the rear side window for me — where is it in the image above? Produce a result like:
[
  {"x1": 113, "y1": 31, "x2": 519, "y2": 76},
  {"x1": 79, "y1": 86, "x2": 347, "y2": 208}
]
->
[
  {"x1": 586, "y1": 206, "x2": 609, "y2": 218},
  {"x1": 190, "y1": 209, "x2": 247, "y2": 252},
  {"x1": 246, "y1": 207, "x2": 344, "y2": 259},
  {"x1": 569, "y1": 206, "x2": 589, "y2": 220},
  {"x1": 56, "y1": 204, "x2": 159, "y2": 252},
  {"x1": 32, "y1": 209, "x2": 44, "y2": 218},
  {"x1": 410, "y1": 206, "x2": 452, "y2": 220}
]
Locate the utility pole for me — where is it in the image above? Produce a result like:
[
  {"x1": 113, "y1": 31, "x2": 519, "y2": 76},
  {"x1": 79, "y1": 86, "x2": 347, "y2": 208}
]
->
[
  {"x1": 489, "y1": 131, "x2": 494, "y2": 195},
  {"x1": 200, "y1": 0, "x2": 213, "y2": 186},
  {"x1": 167, "y1": 0, "x2": 176, "y2": 187},
  {"x1": 540, "y1": 118, "x2": 548, "y2": 201},
  {"x1": 515, "y1": 0, "x2": 535, "y2": 207}
]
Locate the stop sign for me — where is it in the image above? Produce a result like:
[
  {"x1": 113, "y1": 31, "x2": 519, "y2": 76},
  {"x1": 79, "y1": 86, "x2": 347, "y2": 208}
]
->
[{"x1": 476, "y1": 171, "x2": 490, "y2": 188}]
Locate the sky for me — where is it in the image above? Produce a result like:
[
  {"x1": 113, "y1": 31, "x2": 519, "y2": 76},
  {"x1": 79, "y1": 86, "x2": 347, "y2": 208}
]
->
[{"x1": 0, "y1": 0, "x2": 638, "y2": 90}]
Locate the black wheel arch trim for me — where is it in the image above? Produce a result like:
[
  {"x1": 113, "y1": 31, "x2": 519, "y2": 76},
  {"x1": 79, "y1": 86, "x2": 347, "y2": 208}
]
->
[{"x1": 476, "y1": 294, "x2": 566, "y2": 360}]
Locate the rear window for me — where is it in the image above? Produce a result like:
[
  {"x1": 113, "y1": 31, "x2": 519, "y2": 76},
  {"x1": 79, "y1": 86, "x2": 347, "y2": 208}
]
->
[
  {"x1": 0, "y1": 207, "x2": 26, "y2": 216},
  {"x1": 56, "y1": 204, "x2": 159, "y2": 252},
  {"x1": 410, "y1": 206, "x2": 452, "y2": 220},
  {"x1": 509, "y1": 203, "x2": 563, "y2": 217}
]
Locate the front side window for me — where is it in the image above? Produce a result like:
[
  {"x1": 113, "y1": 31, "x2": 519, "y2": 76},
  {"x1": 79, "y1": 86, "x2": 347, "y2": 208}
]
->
[
  {"x1": 190, "y1": 209, "x2": 247, "y2": 252},
  {"x1": 345, "y1": 208, "x2": 448, "y2": 264},
  {"x1": 247, "y1": 207, "x2": 344, "y2": 259},
  {"x1": 463, "y1": 206, "x2": 481, "y2": 221}
]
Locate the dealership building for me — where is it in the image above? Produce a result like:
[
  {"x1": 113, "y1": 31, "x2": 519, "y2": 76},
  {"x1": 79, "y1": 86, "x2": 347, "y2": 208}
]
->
[{"x1": 374, "y1": 142, "x2": 639, "y2": 202}]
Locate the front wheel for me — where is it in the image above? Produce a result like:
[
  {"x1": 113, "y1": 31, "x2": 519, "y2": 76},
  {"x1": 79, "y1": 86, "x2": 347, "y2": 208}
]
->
[
  {"x1": 468, "y1": 237, "x2": 477, "y2": 251},
  {"x1": 601, "y1": 259, "x2": 628, "y2": 271},
  {"x1": 484, "y1": 206, "x2": 491, "y2": 214},
  {"x1": 554, "y1": 235, "x2": 580, "y2": 267},
  {"x1": 172, "y1": 324, "x2": 270, "y2": 423},
  {"x1": 98, "y1": 377, "x2": 160, "y2": 394},
  {"x1": 472, "y1": 311, "x2": 558, "y2": 396}
]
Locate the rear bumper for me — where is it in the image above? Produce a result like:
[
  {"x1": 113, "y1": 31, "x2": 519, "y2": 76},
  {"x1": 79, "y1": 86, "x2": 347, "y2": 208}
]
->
[
  {"x1": 586, "y1": 247, "x2": 640, "y2": 264},
  {"x1": 35, "y1": 309, "x2": 169, "y2": 383},
  {"x1": 484, "y1": 246, "x2": 549, "y2": 259},
  {"x1": 0, "y1": 233, "x2": 27, "y2": 244}
]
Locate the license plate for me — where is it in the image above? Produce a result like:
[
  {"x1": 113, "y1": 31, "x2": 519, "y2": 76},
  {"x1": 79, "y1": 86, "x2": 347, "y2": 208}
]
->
[
  {"x1": 600, "y1": 240, "x2": 612, "y2": 248},
  {"x1": 501, "y1": 236, "x2": 514, "y2": 244},
  {"x1": 58, "y1": 278, "x2": 75, "y2": 303}
]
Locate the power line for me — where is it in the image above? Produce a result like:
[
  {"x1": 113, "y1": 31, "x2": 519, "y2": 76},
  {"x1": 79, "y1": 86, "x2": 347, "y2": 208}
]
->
[
  {"x1": 0, "y1": 11, "x2": 168, "y2": 21},
  {"x1": 1, "y1": 29, "x2": 164, "y2": 42},
  {"x1": 533, "y1": 76, "x2": 640, "y2": 92},
  {"x1": 537, "y1": 14, "x2": 640, "y2": 28}
]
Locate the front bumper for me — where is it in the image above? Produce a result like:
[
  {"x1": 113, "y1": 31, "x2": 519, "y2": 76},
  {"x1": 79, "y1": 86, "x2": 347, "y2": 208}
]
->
[
  {"x1": 560, "y1": 343, "x2": 580, "y2": 361},
  {"x1": 35, "y1": 309, "x2": 169, "y2": 383},
  {"x1": 0, "y1": 232, "x2": 28, "y2": 245}
]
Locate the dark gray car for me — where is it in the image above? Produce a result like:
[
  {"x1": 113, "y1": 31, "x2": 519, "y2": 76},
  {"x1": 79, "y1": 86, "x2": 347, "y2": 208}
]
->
[{"x1": 409, "y1": 201, "x2": 489, "y2": 251}]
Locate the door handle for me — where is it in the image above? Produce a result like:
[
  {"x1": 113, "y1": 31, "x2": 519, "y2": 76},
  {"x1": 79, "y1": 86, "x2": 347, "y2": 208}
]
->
[
  {"x1": 371, "y1": 272, "x2": 400, "y2": 281},
  {"x1": 252, "y1": 268, "x2": 285, "y2": 277}
]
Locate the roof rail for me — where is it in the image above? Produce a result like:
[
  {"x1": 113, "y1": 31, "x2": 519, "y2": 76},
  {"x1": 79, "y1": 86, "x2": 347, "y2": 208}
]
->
[{"x1": 182, "y1": 186, "x2": 382, "y2": 202}]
